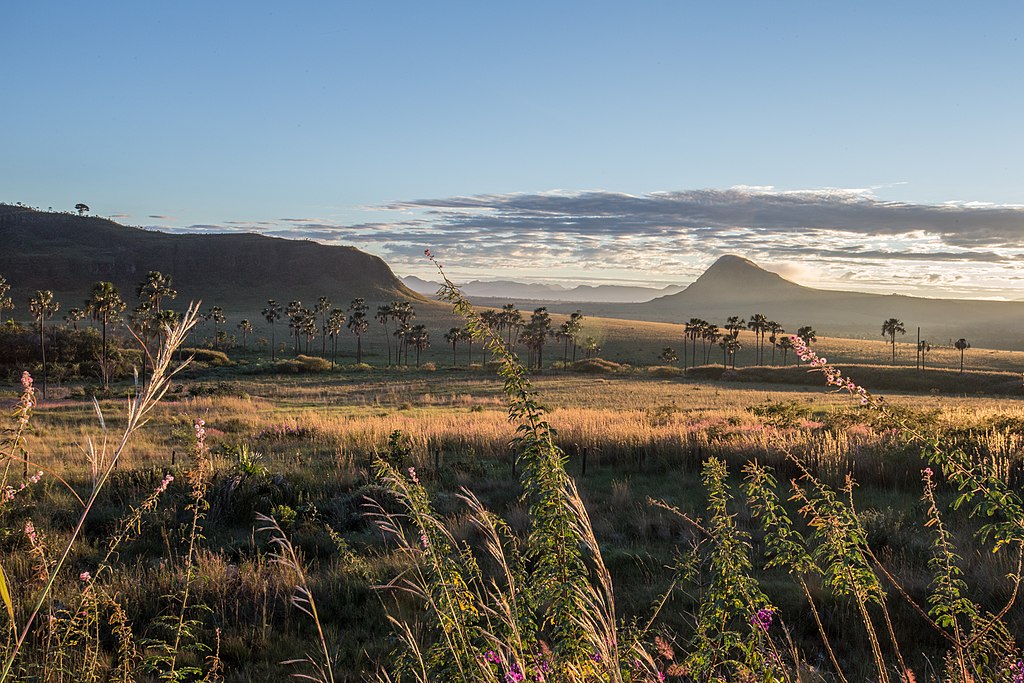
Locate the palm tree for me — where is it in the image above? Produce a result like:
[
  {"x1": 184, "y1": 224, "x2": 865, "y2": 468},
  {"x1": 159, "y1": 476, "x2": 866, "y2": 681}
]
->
[
  {"x1": 136, "y1": 271, "x2": 177, "y2": 314},
  {"x1": 262, "y1": 300, "x2": 283, "y2": 361},
  {"x1": 237, "y1": 319, "x2": 253, "y2": 352},
  {"x1": 376, "y1": 304, "x2": 393, "y2": 365},
  {"x1": 796, "y1": 326, "x2": 817, "y2": 346},
  {"x1": 0, "y1": 275, "x2": 14, "y2": 321},
  {"x1": 776, "y1": 336, "x2": 794, "y2": 365},
  {"x1": 286, "y1": 301, "x2": 304, "y2": 355},
  {"x1": 748, "y1": 313, "x2": 768, "y2": 364},
  {"x1": 460, "y1": 326, "x2": 474, "y2": 365},
  {"x1": 954, "y1": 338, "x2": 970, "y2": 374},
  {"x1": 64, "y1": 307, "x2": 85, "y2": 330},
  {"x1": 327, "y1": 308, "x2": 346, "y2": 367},
  {"x1": 394, "y1": 323, "x2": 412, "y2": 365},
  {"x1": 500, "y1": 304, "x2": 524, "y2": 349},
  {"x1": 581, "y1": 336, "x2": 600, "y2": 359},
  {"x1": 565, "y1": 310, "x2": 584, "y2": 362},
  {"x1": 207, "y1": 306, "x2": 226, "y2": 343},
  {"x1": 409, "y1": 324, "x2": 429, "y2": 366},
  {"x1": 659, "y1": 347, "x2": 678, "y2": 364},
  {"x1": 347, "y1": 298, "x2": 369, "y2": 364},
  {"x1": 527, "y1": 307, "x2": 552, "y2": 369},
  {"x1": 444, "y1": 327, "x2": 462, "y2": 366},
  {"x1": 480, "y1": 310, "x2": 502, "y2": 359},
  {"x1": 301, "y1": 308, "x2": 317, "y2": 355},
  {"x1": 703, "y1": 325, "x2": 721, "y2": 364},
  {"x1": 392, "y1": 301, "x2": 415, "y2": 364},
  {"x1": 720, "y1": 336, "x2": 742, "y2": 369},
  {"x1": 86, "y1": 281, "x2": 126, "y2": 388},
  {"x1": 918, "y1": 340, "x2": 932, "y2": 370},
  {"x1": 881, "y1": 318, "x2": 906, "y2": 363},
  {"x1": 315, "y1": 296, "x2": 331, "y2": 358},
  {"x1": 683, "y1": 318, "x2": 703, "y2": 369},
  {"x1": 767, "y1": 321, "x2": 783, "y2": 365},
  {"x1": 130, "y1": 301, "x2": 157, "y2": 384},
  {"x1": 29, "y1": 290, "x2": 59, "y2": 398}
]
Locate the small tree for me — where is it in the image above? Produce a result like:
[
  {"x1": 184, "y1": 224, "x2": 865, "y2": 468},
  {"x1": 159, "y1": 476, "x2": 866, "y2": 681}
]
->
[
  {"x1": 376, "y1": 304, "x2": 393, "y2": 365},
  {"x1": 315, "y1": 296, "x2": 331, "y2": 358},
  {"x1": 881, "y1": 318, "x2": 906, "y2": 363},
  {"x1": 0, "y1": 275, "x2": 13, "y2": 321},
  {"x1": 237, "y1": 319, "x2": 253, "y2": 352},
  {"x1": 64, "y1": 307, "x2": 85, "y2": 330},
  {"x1": 954, "y1": 338, "x2": 970, "y2": 374},
  {"x1": 776, "y1": 336, "x2": 794, "y2": 365},
  {"x1": 327, "y1": 308, "x2": 346, "y2": 367},
  {"x1": 207, "y1": 306, "x2": 226, "y2": 347},
  {"x1": 409, "y1": 324, "x2": 430, "y2": 366},
  {"x1": 86, "y1": 281, "x2": 126, "y2": 388},
  {"x1": 659, "y1": 347, "x2": 678, "y2": 364},
  {"x1": 286, "y1": 301, "x2": 304, "y2": 356},
  {"x1": 347, "y1": 298, "x2": 369, "y2": 364},
  {"x1": 28, "y1": 290, "x2": 59, "y2": 398},
  {"x1": 444, "y1": 327, "x2": 462, "y2": 366},
  {"x1": 796, "y1": 325, "x2": 817, "y2": 346},
  {"x1": 262, "y1": 300, "x2": 283, "y2": 361},
  {"x1": 74, "y1": 203, "x2": 90, "y2": 215}
]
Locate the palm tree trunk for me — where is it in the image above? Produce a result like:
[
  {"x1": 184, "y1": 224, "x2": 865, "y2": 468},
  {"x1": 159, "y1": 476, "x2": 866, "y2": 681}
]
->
[
  {"x1": 357, "y1": 335, "x2": 363, "y2": 364},
  {"x1": 270, "y1": 323, "x2": 276, "y2": 361},
  {"x1": 101, "y1": 316, "x2": 108, "y2": 389},
  {"x1": 38, "y1": 320, "x2": 47, "y2": 399}
]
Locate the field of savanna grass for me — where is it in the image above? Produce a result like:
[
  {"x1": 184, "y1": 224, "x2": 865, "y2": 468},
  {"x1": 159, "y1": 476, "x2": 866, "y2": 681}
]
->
[{"x1": 1, "y1": 306, "x2": 1023, "y2": 682}]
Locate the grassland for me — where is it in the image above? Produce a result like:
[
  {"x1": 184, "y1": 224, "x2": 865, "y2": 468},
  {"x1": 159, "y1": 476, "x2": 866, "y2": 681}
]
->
[{"x1": 2, "y1": 335, "x2": 1024, "y2": 681}]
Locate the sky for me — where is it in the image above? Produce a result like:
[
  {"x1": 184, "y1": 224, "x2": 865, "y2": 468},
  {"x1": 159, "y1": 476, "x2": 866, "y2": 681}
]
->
[{"x1": 4, "y1": 2, "x2": 1024, "y2": 298}]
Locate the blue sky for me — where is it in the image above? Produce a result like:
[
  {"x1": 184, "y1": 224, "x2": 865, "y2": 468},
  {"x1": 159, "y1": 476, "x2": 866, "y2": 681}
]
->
[{"x1": 5, "y1": 2, "x2": 1024, "y2": 296}]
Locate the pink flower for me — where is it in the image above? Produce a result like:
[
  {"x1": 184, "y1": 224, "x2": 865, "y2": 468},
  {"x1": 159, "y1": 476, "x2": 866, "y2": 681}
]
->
[
  {"x1": 155, "y1": 474, "x2": 174, "y2": 494},
  {"x1": 80, "y1": 571, "x2": 91, "y2": 582},
  {"x1": 407, "y1": 466, "x2": 419, "y2": 484}
]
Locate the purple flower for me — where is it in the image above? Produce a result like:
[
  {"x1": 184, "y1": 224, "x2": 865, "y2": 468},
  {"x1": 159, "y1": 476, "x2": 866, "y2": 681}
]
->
[{"x1": 751, "y1": 608, "x2": 774, "y2": 631}]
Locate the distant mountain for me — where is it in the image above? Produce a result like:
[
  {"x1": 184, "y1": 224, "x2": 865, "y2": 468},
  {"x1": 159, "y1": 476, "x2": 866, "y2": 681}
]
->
[
  {"x1": 402, "y1": 276, "x2": 684, "y2": 303},
  {"x1": 626, "y1": 255, "x2": 1024, "y2": 349},
  {"x1": 0, "y1": 205, "x2": 426, "y2": 311}
]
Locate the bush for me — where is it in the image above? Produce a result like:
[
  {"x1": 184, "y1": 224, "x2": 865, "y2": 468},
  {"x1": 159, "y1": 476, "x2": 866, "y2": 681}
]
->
[
  {"x1": 570, "y1": 358, "x2": 624, "y2": 374},
  {"x1": 181, "y1": 347, "x2": 234, "y2": 366},
  {"x1": 647, "y1": 365, "x2": 682, "y2": 378},
  {"x1": 271, "y1": 354, "x2": 332, "y2": 374}
]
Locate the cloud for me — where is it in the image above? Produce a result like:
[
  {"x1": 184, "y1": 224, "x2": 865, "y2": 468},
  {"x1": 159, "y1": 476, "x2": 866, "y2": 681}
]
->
[
  {"x1": 157, "y1": 187, "x2": 1024, "y2": 298},
  {"x1": 148, "y1": 214, "x2": 172, "y2": 220}
]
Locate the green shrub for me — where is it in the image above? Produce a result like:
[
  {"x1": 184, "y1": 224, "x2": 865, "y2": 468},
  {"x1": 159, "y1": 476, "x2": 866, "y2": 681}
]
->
[{"x1": 181, "y1": 347, "x2": 234, "y2": 366}]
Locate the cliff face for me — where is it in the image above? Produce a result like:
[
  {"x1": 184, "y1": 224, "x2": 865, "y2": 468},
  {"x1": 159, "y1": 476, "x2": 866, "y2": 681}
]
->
[{"x1": 0, "y1": 205, "x2": 425, "y2": 310}]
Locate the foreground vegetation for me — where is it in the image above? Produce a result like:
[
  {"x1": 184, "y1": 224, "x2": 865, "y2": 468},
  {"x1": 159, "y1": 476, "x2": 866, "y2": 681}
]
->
[{"x1": 0, "y1": 275, "x2": 1022, "y2": 681}]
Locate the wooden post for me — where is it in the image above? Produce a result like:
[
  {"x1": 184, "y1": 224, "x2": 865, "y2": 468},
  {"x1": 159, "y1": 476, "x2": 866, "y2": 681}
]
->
[
  {"x1": 171, "y1": 449, "x2": 176, "y2": 466},
  {"x1": 434, "y1": 448, "x2": 441, "y2": 479}
]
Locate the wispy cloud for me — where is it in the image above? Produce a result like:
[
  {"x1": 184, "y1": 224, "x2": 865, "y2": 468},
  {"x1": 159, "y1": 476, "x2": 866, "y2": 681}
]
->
[{"x1": 152, "y1": 187, "x2": 1024, "y2": 298}]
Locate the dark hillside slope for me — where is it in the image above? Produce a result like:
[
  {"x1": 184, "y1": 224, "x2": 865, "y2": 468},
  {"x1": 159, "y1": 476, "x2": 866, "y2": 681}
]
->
[{"x1": 0, "y1": 205, "x2": 426, "y2": 311}]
